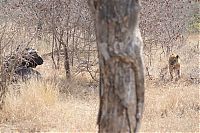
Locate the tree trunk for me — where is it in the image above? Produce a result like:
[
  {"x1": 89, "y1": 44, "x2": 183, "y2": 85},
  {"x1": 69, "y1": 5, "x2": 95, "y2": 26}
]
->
[
  {"x1": 88, "y1": 0, "x2": 145, "y2": 132},
  {"x1": 60, "y1": 29, "x2": 71, "y2": 79},
  {"x1": 0, "y1": 25, "x2": 7, "y2": 109}
]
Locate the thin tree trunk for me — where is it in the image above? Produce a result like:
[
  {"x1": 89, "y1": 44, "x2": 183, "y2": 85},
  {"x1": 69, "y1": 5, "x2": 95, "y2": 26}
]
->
[
  {"x1": 51, "y1": 32, "x2": 57, "y2": 69},
  {"x1": 64, "y1": 29, "x2": 71, "y2": 79},
  {"x1": 71, "y1": 25, "x2": 76, "y2": 66},
  {"x1": 56, "y1": 39, "x2": 61, "y2": 69},
  {"x1": 0, "y1": 24, "x2": 7, "y2": 109},
  {"x1": 63, "y1": 0, "x2": 71, "y2": 79},
  {"x1": 60, "y1": 29, "x2": 71, "y2": 79},
  {"x1": 0, "y1": 41, "x2": 5, "y2": 110},
  {"x1": 88, "y1": 0, "x2": 145, "y2": 132}
]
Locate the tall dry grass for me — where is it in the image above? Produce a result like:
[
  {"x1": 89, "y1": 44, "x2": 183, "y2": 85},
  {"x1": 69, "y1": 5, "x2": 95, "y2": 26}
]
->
[
  {"x1": 140, "y1": 79, "x2": 199, "y2": 132},
  {"x1": 0, "y1": 77, "x2": 198, "y2": 132},
  {"x1": 0, "y1": 78, "x2": 99, "y2": 132}
]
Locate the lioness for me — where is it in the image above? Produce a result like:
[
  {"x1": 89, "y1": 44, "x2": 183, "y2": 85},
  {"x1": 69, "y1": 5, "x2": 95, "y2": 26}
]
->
[{"x1": 169, "y1": 54, "x2": 181, "y2": 81}]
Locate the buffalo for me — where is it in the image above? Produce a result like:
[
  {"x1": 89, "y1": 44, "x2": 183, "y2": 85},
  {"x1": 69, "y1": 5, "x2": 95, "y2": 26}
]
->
[
  {"x1": 3, "y1": 47, "x2": 43, "y2": 82},
  {"x1": 21, "y1": 48, "x2": 43, "y2": 68}
]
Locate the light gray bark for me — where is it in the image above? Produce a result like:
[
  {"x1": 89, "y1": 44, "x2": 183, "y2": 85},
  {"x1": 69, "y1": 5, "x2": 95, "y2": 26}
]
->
[{"x1": 88, "y1": 0, "x2": 145, "y2": 132}]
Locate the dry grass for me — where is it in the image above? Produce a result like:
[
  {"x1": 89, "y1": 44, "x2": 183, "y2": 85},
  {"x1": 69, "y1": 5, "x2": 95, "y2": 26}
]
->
[
  {"x1": 0, "y1": 76, "x2": 198, "y2": 132},
  {"x1": 140, "y1": 79, "x2": 199, "y2": 132},
  {"x1": 0, "y1": 78, "x2": 99, "y2": 132}
]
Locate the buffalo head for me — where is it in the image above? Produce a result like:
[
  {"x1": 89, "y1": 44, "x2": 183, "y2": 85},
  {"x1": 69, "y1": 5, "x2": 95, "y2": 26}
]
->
[{"x1": 21, "y1": 48, "x2": 43, "y2": 68}]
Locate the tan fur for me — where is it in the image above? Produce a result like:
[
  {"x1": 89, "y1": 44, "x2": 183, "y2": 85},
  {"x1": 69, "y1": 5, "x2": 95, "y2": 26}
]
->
[{"x1": 169, "y1": 54, "x2": 181, "y2": 81}]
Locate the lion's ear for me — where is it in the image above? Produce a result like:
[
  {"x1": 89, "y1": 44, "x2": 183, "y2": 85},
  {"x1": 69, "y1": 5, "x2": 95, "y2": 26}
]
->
[{"x1": 176, "y1": 55, "x2": 179, "y2": 59}]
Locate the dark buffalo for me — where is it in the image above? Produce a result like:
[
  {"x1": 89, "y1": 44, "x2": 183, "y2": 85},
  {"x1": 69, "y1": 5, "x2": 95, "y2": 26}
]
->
[
  {"x1": 14, "y1": 66, "x2": 41, "y2": 81},
  {"x1": 3, "y1": 47, "x2": 43, "y2": 82},
  {"x1": 21, "y1": 48, "x2": 43, "y2": 68}
]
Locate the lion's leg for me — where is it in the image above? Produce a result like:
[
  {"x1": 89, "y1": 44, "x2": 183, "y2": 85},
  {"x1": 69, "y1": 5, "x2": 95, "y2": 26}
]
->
[
  {"x1": 178, "y1": 64, "x2": 181, "y2": 79},
  {"x1": 177, "y1": 69, "x2": 181, "y2": 79},
  {"x1": 169, "y1": 68, "x2": 173, "y2": 81},
  {"x1": 174, "y1": 69, "x2": 180, "y2": 81}
]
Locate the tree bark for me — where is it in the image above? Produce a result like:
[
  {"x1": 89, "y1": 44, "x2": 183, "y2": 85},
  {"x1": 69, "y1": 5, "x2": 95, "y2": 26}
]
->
[
  {"x1": 60, "y1": 29, "x2": 71, "y2": 79},
  {"x1": 88, "y1": 0, "x2": 145, "y2": 132}
]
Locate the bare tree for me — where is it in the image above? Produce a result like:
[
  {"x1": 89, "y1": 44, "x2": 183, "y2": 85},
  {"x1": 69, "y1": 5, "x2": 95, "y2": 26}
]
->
[
  {"x1": 27, "y1": 0, "x2": 95, "y2": 79},
  {"x1": 88, "y1": 0, "x2": 145, "y2": 132},
  {"x1": 141, "y1": 0, "x2": 193, "y2": 55}
]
